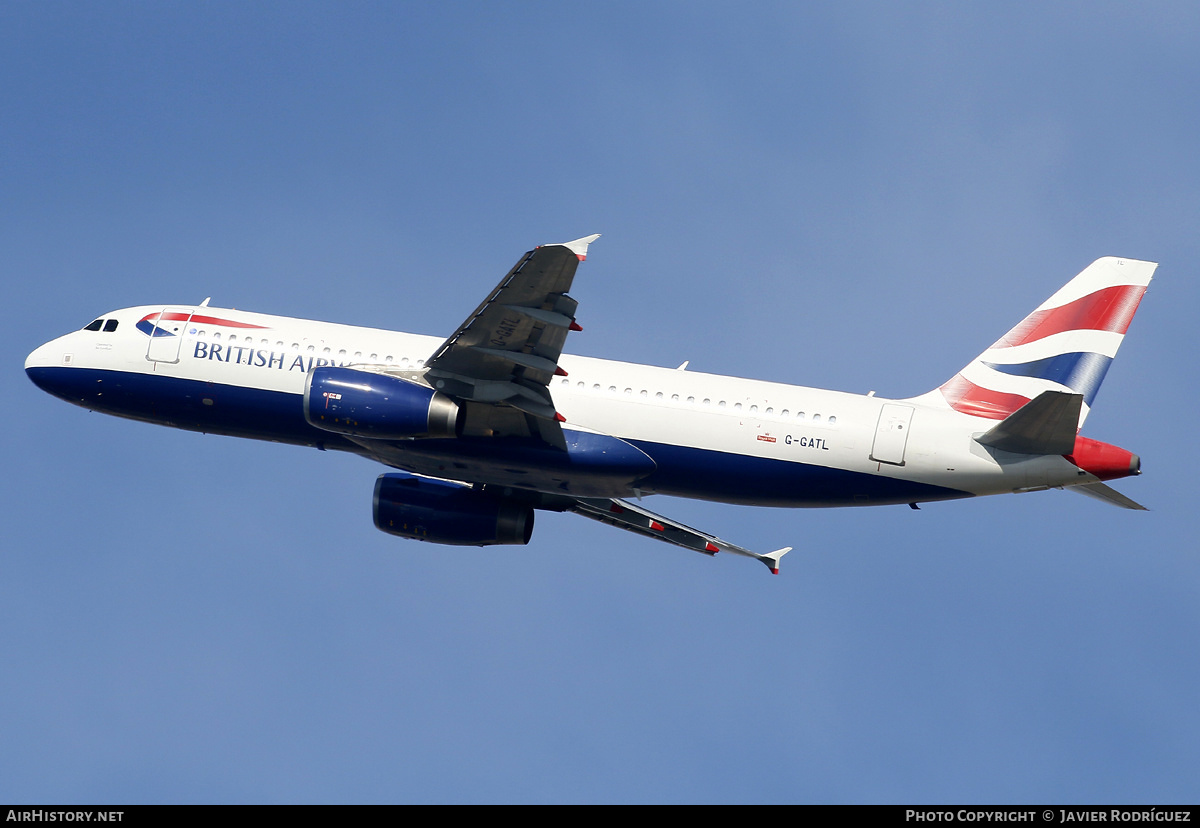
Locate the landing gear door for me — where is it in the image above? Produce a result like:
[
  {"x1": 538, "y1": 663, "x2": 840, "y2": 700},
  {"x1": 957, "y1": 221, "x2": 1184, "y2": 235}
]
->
[
  {"x1": 870, "y1": 404, "x2": 914, "y2": 466},
  {"x1": 144, "y1": 307, "x2": 195, "y2": 364}
]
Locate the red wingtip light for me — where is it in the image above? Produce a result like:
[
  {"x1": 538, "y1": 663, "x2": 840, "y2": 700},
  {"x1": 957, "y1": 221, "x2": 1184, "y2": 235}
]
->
[
  {"x1": 569, "y1": 321, "x2": 583, "y2": 332},
  {"x1": 554, "y1": 366, "x2": 568, "y2": 376},
  {"x1": 650, "y1": 520, "x2": 665, "y2": 532},
  {"x1": 705, "y1": 542, "x2": 719, "y2": 553},
  {"x1": 554, "y1": 412, "x2": 567, "y2": 423}
]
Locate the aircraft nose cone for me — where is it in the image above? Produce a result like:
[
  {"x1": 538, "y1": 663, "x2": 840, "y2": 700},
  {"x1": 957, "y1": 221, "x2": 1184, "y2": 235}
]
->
[
  {"x1": 26, "y1": 336, "x2": 77, "y2": 399},
  {"x1": 26, "y1": 340, "x2": 56, "y2": 382}
]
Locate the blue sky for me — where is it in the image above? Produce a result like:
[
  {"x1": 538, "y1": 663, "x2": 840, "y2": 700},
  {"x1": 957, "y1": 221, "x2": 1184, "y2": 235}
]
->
[{"x1": 4, "y1": 2, "x2": 1199, "y2": 804}]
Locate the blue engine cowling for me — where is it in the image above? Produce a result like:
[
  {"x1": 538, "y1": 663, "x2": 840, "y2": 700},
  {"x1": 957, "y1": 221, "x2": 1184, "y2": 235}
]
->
[
  {"x1": 373, "y1": 473, "x2": 534, "y2": 546},
  {"x1": 304, "y1": 366, "x2": 461, "y2": 439}
]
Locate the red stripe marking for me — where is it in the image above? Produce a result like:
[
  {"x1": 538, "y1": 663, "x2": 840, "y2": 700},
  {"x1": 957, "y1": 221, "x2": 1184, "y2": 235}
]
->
[
  {"x1": 142, "y1": 312, "x2": 267, "y2": 329},
  {"x1": 650, "y1": 521, "x2": 665, "y2": 531},
  {"x1": 939, "y1": 374, "x2": 1031, "y2": 420},
  {"x1": 993, "y1": 284, "x2": 1146, "y2": 349},
  {"x1": 705, "y1": 542, "x2": 719, "y2": 553}
]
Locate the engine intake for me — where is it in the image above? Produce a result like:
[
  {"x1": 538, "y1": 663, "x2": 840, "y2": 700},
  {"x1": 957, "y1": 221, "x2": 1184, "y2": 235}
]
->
[
  {"x1": 373, "y1": 473, "x2": 534, "y2": 546},
  {"x1": 304, "y1": 366, "x2": 461, "y2": 439}
]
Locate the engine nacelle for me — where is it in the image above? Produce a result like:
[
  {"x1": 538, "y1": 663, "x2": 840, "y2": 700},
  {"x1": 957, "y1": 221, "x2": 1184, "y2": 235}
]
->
[
  {"x1": 373, "y1": 473, "x2": 534, "y2": 546},
  {"x1": 304, "y1": 366, "x2": 461, "y2": 439}
]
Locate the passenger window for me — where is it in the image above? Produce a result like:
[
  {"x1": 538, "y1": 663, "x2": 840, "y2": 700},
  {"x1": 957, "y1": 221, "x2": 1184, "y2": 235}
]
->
[
  {"x1": 828, "y1": 416, "x2": 837, "y2": 425},
  {"x1": 103, "y1": 319, "x2": 118, "y2": 332},
  {"x1": 84, "y1": 319, "x2": 103, "y2": 331}
]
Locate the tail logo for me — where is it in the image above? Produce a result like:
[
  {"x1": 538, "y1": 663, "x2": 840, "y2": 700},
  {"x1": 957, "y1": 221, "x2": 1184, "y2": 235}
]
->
[{"x1": 939, "y1": 258, "x2": 1154, "y2": 422}]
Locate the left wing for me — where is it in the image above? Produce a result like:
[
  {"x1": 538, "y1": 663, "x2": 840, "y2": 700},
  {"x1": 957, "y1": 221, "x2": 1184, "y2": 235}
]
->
[
  {"x1": 570, "y1": 497, "x2": 792, "y2": 574},
  {"x1": 424, "y1": 235, "x2": 599, "y2": 449}
]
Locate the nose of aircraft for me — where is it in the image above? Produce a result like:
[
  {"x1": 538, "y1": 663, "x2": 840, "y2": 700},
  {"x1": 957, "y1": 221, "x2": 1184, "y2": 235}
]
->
[
  {"x1": 25, "y1": 334, "x2": 76, "y2": 398},
  {"x1": 26, "y1": 339, "x2": 56, "y2": 371}
]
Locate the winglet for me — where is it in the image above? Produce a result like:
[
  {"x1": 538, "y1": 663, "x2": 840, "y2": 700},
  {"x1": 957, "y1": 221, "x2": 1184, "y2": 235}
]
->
[
  {"x1": 759, "y1": 547, "x2": 792, "y2": 575},
  {"x1": 555, "y1": 234, "x2": 601, "y2": 261}
]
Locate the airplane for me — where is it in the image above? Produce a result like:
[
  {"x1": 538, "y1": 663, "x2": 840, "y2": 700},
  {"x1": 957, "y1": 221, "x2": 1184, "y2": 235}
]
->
[{"x1": 24, "y1": 236, "x2": 1154, "y2": 574}]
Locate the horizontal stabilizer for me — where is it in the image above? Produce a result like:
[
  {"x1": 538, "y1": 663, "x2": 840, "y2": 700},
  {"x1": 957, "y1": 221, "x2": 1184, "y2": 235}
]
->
[
  {"x1": 977, "y1": 390, "x2": 1082, "y2": 455},
  {"x1": 1069, "y1": 481, "x2": 1148, "y2": 511}
]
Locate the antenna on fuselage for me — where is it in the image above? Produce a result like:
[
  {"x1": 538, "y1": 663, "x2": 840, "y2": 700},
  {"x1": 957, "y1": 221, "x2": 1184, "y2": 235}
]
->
[{"x1": 199, "y1": 297, "x2": 211, "y2": 307}]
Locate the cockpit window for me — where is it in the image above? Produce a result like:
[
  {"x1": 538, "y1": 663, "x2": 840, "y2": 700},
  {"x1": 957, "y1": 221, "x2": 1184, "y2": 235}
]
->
[
  {"x1": 83, "y1": 319, "x2": 103, "y2": 332},
  {"x1": 103, "y1": 319, "x2": 119, "y2": 332}
]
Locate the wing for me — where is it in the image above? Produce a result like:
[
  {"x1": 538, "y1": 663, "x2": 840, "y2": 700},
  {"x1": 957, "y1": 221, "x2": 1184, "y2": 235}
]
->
[
  {"x1": 424, "y1": 234, "x2": 599, "y2": 449},
  {"x1": 570, "y1": 497, "x2": 792, "y2": 574}
]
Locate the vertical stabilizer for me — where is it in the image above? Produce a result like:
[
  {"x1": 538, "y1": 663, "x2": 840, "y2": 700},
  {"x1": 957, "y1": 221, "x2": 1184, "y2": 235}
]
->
[{"x1": 936, "y1": 257, "x2": 1156, "y2": 427}]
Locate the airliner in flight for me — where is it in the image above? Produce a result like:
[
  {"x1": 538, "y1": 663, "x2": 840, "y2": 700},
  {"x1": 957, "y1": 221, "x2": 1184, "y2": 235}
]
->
[{"x1": 25, "y1": 236, "x2": 1154, "y2": 573}]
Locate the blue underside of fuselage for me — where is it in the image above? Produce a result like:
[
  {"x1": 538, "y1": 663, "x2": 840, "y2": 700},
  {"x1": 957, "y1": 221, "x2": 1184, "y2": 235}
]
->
[{"x1": 26, "y1": 366, "x2": 972, "y2": 507}]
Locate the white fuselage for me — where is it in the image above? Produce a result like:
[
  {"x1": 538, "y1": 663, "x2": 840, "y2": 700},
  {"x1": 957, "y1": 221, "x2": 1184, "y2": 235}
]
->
[{"x1": 26, "y1": 303, "x2": 1091, "y2": 507}]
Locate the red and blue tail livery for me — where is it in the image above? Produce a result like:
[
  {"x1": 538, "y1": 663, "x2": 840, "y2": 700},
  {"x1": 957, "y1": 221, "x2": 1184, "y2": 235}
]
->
[
  {"x1": 937, "y1": 257, "x2": 1153, "y2": 425},
  {"x1": 26, "y1": 241, "x2": 1157, "y2": 573}
]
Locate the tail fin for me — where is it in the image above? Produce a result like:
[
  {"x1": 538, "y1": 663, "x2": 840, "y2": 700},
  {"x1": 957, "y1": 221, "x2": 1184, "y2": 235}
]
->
[{"x1": 935, "y1": 257, "x2": 1157, "y2": 427}]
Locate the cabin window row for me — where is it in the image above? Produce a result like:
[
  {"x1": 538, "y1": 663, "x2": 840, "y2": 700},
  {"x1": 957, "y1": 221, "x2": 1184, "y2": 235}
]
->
[{"x1": 557, "y1": 378, "x2": 837, "y2": 425}]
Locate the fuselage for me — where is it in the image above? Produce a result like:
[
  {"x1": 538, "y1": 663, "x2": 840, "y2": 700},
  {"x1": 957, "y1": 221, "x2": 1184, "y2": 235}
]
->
[{"x1": 25, "y1": 303, "x2": 1101, "y2": 508}]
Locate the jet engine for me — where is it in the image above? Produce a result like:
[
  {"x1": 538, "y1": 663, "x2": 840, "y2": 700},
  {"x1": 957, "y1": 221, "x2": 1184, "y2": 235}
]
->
[
  {"x1": 304, "y1": 366, "x2": 461, "y2": 439},
  {"x1": 372, "y1": 473, "x2": 534, "y2": 546}
]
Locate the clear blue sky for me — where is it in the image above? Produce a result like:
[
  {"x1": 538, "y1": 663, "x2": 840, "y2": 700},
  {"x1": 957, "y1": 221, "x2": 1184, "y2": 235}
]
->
[{"x1": 4, "y1": 2, "x2": 1198, "y2": 804}]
